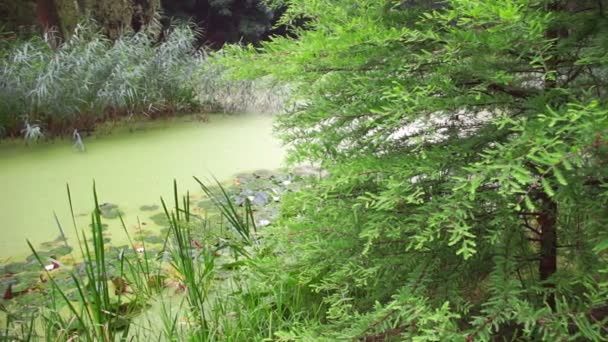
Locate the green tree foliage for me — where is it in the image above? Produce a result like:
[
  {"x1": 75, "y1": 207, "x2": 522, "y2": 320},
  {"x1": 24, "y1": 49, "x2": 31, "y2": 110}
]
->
[
  {"x1": 0, "y1": 0, "x2": 36, "y2": 33},
  {"x1": 52, "y1": 0, "x2": 162, "y2": 39},
  {"x1": 162, "y1": 0, "x2": 277, "y2": 46},
  {"x1": 0, "y1": 0, "x2": 161, "y2": 40},
  {"x1": 223, "y1": 0, "x2": 608, "y2": 339}
]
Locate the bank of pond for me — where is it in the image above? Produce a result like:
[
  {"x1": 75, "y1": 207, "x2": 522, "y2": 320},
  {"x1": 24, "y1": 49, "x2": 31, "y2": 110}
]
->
[{"x1": 0, "y1": 114, "x2": 317, "y2": 340}]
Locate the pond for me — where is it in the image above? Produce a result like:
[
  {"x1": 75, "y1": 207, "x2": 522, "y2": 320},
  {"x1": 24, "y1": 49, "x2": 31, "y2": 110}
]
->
[{"x1": 0, "y1": 114, "x2": 284, "y2": 261}]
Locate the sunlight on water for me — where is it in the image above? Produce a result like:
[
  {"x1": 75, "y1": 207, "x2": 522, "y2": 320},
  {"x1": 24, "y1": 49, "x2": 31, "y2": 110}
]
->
[{"x1": 0, "y1": 115, "x2": 284, "y2": 260}]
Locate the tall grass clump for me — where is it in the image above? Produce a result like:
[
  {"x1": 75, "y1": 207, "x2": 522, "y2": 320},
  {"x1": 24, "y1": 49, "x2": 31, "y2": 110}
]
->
[
  {"x1": 197, "y1": 61, "x2": 290, "y2": 115},
  {"x1": 5, "y1": 184, "x2": 165, "y2": 340},
  {"x1": 25, "y1": 186, "x2": 146, "y2": 341},
  {"x1": 0, "y1": 22, "x2": 203, "y2": 137},
  {"x1": 160, "y1": 179, "x2": 263, "y2": 339}
]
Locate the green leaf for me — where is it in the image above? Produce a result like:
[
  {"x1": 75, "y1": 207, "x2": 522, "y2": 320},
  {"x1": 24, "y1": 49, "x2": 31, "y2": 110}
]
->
[
  {"x1": 524, "y1": 196, "x2": 536, "y2": 211},
  {"x1": 593, "y1": 239, "x2": 608, "y2": 253},
  {"x1": 541, "y1": 178, "x2": 555, "y2": 197},
  {"x1": 553, "y1": 167, "x2": 568, "y2": 186}
]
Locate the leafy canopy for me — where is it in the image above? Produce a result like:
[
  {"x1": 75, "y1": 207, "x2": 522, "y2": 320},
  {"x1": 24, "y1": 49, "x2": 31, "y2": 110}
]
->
[{"x1": 224, "y1": 0, "x2": 608, "y2": 340}]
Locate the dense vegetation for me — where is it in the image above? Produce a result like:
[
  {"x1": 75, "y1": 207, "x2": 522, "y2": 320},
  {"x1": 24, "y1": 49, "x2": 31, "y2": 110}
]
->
[
  {"x1": 1, "y1": 0, "x2": 285, "y2": 46},
  {"x1": 218, "y1": 0, "x2": 608, "y2": 340},
  {"x1": 0, "y1": 23, "x2": 286, "y2": 138},
  {"x1": 162, "y1": 0, "x2": 283, "y2": 47},
  {"x1": 0, "y1": 0, "x2": 290, "y2": 138},
  {"x1": 0, "y1": 23, "x2": 202, "y2": 137},
  {"x1": 2, "y1": 0, "x2": 608, "y2": 341}
]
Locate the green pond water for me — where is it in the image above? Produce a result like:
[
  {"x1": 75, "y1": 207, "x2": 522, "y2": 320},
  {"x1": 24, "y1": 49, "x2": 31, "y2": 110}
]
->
[{"x1": 0, "y1": 114, "x2": 284, "y2": 261}]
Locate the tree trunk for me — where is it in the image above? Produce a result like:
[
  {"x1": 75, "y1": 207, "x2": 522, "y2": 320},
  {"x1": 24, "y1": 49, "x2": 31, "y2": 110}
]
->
[
  {"x1": 537, "y1": 193, "x2": 557, "y2": 310},
  {"x1": 536, "y1": 0, "x2": 569, "y2": 312},
  {"x1": 534, "y1": 0, "x2": 599, "y2": 311},
  {"x1": 35, "y1": 0, "x2": 60, "y2": 32},
  {"x1": 54, "y1": 0, "x2": 80, "y2": 38}
]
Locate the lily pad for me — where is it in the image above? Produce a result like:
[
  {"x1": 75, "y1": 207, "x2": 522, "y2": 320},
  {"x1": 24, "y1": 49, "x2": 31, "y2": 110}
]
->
[
  {"x1": 99, "y1": 203, "x2": 124, "y2": 220},
  {"x1": 40, "y1": 239, "x2": 63, "y2": 249},
  {"x1": 14, "y1": 272, "x2": 40, "y2": 290},
  {"x1": 234, "y1": 196, "x2": 246, "y2": 206},
  {"x1": 99, "y1": 203, "x2": 118, "y2": 210},
  {"x1": 49, "y1": 245, "x2": 73, "y2": 257},
  {"x1": 142, "y1": 235, "x2": 165, "y2": 244},
  {"x1": 88, "y1": 223, "x2": 109, "y2": 230},
  {"x1": 86, "y1": 237, "x2": 112, "y2": 244},
  {"x1": 252, "y1": 169, "x2": 277, "y2": 179},
  {"x1": 26, "y1": 251, "x2": 52, "y2": 263},
  {"x1": 149, "y1": 212, "x2": 169, "y2": 226},
  {"x1": 253, "y1": 191, "x2": 270, "y2": 206},
  {"x1": 3, "y1": 261, "x2": 39, "y2": 273},
  {"x1": 196, "y1": 199, "x2": 216, "y2": 210}
]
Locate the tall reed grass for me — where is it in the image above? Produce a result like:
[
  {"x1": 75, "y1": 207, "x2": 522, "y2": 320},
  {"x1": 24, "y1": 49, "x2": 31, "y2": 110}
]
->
[
  {"x1": 0, "y1": 22, "x2": 203, "y2": 137},
  {"x1": 197, "y1": 65, "x2": 290, "y2": 114},
  {"x1": 0, "y1": 22, "x2": 290, "y2": 140}
]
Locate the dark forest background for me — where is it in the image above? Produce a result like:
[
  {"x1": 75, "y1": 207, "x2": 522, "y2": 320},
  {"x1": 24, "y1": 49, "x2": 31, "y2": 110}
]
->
[{"x1": 0, "y1": 0, "x2": 289, "y2": 47}]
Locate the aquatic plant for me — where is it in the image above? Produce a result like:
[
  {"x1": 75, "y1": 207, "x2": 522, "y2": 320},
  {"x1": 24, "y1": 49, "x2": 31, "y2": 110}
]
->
[
  {"x1": 0, "y1": 173, "x2": 281, "y2": 340},
  {"x1": 195, "y1": 176, "x2": 257, "y2": 247},
  {"x1": 21, "y1": 185, "x2": 157, "y2": 341}
]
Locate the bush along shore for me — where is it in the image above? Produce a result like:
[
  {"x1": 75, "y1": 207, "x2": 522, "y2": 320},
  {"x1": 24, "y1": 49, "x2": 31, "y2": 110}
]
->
[
  {"x1": 0, "y1": 22, "x2": 201, "y2": 139},
  {"x1": 0, "y1": 22, "x2": 288, "y2": 141},
  {"x1": 0, "y1": 168, "x2": 319, "y2": 340}
]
